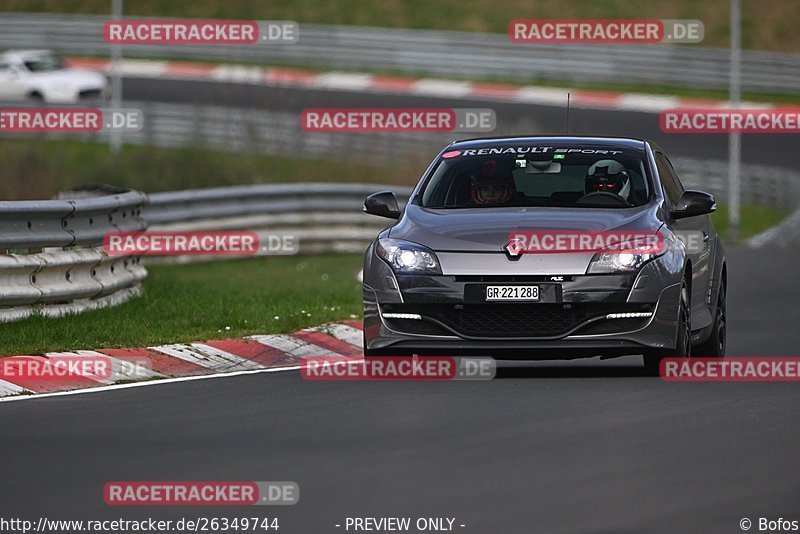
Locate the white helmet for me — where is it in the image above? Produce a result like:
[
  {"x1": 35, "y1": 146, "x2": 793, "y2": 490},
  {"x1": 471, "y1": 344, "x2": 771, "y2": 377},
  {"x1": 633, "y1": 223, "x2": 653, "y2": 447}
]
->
[{"x1": 586, "y1": 159, "x2": 631, "y2": 201}]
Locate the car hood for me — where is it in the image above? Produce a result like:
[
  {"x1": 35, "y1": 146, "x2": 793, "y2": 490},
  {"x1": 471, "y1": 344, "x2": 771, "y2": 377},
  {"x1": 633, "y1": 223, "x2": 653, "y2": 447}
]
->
[{"x1": 390, "y1": 203, "x2": 661, "y2": 252}]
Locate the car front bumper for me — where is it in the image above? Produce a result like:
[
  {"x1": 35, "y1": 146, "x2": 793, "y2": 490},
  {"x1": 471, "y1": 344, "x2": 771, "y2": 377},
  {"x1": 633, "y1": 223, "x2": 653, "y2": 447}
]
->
[{"x1": 363, "y1": 244, "x2": 685, "y2": 359}]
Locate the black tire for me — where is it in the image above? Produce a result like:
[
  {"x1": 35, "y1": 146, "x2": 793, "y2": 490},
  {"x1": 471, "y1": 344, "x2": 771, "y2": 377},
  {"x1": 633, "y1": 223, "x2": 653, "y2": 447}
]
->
[
  {"x1": 643, "y1": 278, "x2": 691, "y2": 376},
  {"x1": 693, "y1": 283, "x2": 726, "y2": 358}
]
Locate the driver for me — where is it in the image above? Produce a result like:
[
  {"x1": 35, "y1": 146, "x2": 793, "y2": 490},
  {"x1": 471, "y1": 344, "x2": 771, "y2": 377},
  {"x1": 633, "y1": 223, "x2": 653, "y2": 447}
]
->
[
  {"x1": 470, "y1": 159, "x2": 517, "y2": 205},
  {"x1": 585, "y1": 159, "x2": 631, "y2": 202}
]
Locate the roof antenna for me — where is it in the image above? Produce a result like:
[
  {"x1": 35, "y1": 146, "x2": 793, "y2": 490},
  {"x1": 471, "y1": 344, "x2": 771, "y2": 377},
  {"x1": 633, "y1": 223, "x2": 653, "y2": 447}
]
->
[{"x1": 565, "y1": 92, "x2": 571, "y2": 134}]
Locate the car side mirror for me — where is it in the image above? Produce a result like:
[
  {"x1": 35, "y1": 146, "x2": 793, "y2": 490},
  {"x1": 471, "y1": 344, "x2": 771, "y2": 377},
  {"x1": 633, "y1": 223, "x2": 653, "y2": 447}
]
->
[
  {"x1": 363, "y1": 191, "x2": 401, "y2": 219},
  {"x1": 672, "y1": 190, "x2": 716, "y2": 219}
]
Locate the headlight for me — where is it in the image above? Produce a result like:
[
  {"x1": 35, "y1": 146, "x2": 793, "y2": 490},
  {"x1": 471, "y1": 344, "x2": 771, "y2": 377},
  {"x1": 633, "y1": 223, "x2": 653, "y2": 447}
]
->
[
  {"x1": 376, "y1": 238, "x2": 442, "y2": 275},
  {"x1": 586, "y1": 249, "x2": 661, "y2": 274}
]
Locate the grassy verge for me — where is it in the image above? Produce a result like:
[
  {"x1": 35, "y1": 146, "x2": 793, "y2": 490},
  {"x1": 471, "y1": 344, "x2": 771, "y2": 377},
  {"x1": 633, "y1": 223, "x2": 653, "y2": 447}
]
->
[
  {"x1": 711, "y1": 203, "x2": 788, "y2": 240},
  {"x1": 2, "y1": 0, "x2": 798, "y2": 52},
  {"x1": 0, "y1": 254, "x2": 364, "y2": 355},
  {"x1": 0, "y1": 139, "x2": 425, "y2": 200}
]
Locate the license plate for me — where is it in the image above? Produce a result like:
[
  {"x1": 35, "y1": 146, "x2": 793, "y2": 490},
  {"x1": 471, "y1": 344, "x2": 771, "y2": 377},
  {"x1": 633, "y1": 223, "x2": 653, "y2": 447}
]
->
[{"x1": 485, "y1": 285, "x2": 540, "y2": 301}]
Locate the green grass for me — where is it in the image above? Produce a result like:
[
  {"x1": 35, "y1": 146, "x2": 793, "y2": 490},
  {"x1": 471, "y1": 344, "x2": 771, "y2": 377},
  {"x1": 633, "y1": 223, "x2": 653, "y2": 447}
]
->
[
  {"x1": 0, "y1": 139, "x2": 424, "y2": 200},
  {"x1": 711, "y1": 203, "x2": 788, "y2": 240},
  {"x1": 2, "y1": 0, "x2": 799, "y2": 52},
  {"x1": 0, "y1": 254, "x2": 364, "y2": 356}
]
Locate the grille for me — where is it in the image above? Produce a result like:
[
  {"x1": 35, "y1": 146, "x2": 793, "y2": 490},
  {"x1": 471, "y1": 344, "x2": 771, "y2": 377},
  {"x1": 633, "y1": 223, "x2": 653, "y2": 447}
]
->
[{"x1": 440, "y1": 304, "x2": 586, "y2": 337}]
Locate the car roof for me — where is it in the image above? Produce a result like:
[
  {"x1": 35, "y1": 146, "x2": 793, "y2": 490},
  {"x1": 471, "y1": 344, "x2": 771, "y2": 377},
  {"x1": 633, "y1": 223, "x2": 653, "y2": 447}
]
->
[{"x1": 449, "y1": 135, "x2": 647, "y2": 151}]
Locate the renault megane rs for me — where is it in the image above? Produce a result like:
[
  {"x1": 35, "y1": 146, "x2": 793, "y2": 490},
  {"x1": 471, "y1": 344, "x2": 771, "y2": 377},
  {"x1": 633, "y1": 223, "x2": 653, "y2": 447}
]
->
[{"x1": 361, "y1": 136, "x2": 726, "y2": 374}]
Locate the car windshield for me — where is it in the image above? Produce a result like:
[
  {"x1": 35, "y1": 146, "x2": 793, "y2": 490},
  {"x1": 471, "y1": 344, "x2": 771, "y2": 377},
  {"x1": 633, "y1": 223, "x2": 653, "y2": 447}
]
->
[
  {"x1": 419, "y1": 145, "x2": 651, "y2": 208},
  {"x1": 23, "y1": 55, "x2": 64, "y2": 72}
]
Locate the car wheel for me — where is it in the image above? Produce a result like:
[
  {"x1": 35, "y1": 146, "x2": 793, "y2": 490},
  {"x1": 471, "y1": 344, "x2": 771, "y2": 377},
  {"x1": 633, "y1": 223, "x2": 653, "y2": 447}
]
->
[
  {"x1": 643, "y1": 278, "x2": 691, "y2": 375},
  {"x1": 694, "y1": 283, "x2": 726, "y2": 358}
]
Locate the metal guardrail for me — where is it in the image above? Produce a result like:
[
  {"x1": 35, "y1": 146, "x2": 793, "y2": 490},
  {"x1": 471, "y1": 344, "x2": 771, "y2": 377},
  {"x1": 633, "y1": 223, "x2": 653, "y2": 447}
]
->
[
  {"x1": 146, "y1": 183, "x2": 412, "y2": 256},
  {"x1": 0, "y1": 183, "x2": 409, "y2": 321},
  {"x1": 670, "y1": 157, "x2": 800, "y2": 212},
  {"x1": 0, "y1": 187, "x2": 147, "y2": 323},
  {"x1": 146, "y1": 183, "x2": 411, "y2": 223},
  {"x1": 1, "y1": 13, "x2": 799, "y2": 93},
  {"x1": 0, "y1": 187, "x2": 147, "y2": 250}
]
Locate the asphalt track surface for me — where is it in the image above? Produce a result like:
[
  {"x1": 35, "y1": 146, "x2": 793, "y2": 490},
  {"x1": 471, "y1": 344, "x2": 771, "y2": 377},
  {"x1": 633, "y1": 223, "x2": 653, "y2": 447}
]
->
[
  {"x1": 1, "y1": 245, "x2": 799, "y2": 533},
  {"x1": 124, "y1": 77, "x2": 797, "y2": 168},
  {"x1": 1, "y1": 78, "x2": 799, "y2": 533}
]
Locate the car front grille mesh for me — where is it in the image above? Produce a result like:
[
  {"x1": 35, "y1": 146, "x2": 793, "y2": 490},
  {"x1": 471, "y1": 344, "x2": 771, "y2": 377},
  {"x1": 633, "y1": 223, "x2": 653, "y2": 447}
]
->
[{"x1": 441, "y1": 304, "x2": 586, "y2": 337}]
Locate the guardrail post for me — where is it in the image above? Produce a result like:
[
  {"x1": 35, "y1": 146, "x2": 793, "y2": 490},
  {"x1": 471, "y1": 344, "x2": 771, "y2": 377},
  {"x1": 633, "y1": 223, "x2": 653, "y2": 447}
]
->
[{"x1": 727, "y1": 0, "x2": 742, "y2": 240}]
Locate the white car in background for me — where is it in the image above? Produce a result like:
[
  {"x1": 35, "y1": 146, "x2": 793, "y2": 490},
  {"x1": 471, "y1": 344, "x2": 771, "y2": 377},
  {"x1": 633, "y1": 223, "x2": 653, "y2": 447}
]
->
[{"x1": 0, "y1": 49, "x2": 108, "y2": 103}]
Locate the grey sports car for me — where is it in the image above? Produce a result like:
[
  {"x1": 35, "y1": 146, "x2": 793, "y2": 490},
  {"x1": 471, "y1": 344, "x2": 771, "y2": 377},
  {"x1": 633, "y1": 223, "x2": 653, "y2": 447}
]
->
[{"x1": 361, "y1": 136, "x2": 726, "y2": 374}]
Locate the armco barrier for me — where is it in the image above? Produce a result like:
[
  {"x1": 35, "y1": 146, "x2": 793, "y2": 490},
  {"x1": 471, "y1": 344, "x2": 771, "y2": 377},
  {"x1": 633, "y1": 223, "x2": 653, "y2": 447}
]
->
[
  {"x1": 0, "y1": 187, "x2": 147, "y2": 323},
  {"x1": 145, "y1": 183, "x2": 413, "y2": 256},
  {"x1": 0, "y1": 183, "x2": 409, "y2": 322},
  {"x1": 0, "y1": 187, "x2": 147, "y2": 251}
]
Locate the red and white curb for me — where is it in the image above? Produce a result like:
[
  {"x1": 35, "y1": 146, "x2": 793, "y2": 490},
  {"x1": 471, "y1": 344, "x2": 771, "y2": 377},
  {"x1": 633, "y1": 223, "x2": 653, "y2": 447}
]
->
[
  {"x1": 0, "y1": 321, "x2": 363, "y2": 401},
  {"x1": 66, "y1": 57, "x2": 775, "y2": 114}
]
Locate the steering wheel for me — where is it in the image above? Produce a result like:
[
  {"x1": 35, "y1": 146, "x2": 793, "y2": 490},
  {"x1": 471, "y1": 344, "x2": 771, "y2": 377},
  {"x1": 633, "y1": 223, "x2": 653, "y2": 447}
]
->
[{"x1": 576, "y1": 191, "x2": 631, "y2": 207}]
